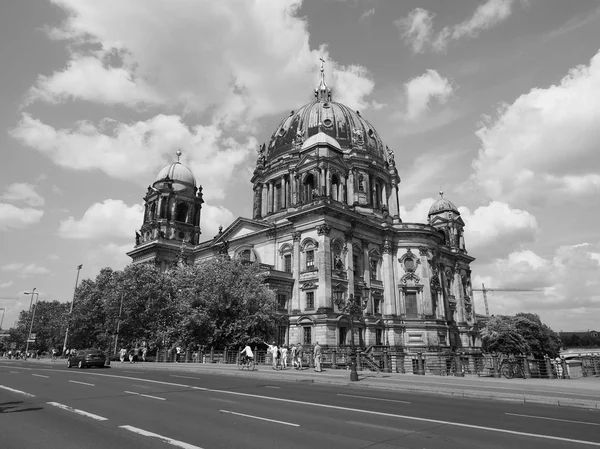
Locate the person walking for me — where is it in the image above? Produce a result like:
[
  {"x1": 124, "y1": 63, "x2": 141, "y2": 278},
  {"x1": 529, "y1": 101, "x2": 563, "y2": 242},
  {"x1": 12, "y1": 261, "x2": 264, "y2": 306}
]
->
[
  {"x1": 119, "y1": 347, "x2": 127, "y2": 363},
  {"x1": 280, "y1": 345, "x2": 288, "y2": 369},
  {"x1": 314, "y1": 342, "x2": 322, "y2": 372},
  {"x1": 295, "y1": 342, "x2": 304, "y2": 370},
  {"x1": 264, "y1": 341, "x2": 279, "y2": 370},
  {"x1": 142, "y1": 346, "x2": 148, "y2": 362},
  {"x1": 290, "y1": 344, "x2": 297, "y2": 369}
]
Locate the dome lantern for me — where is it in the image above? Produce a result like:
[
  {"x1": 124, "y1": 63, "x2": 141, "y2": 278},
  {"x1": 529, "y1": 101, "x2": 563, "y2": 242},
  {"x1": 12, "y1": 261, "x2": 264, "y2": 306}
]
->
[{"x1": 314, "y1": 57, "x2": 332, "y2": 102}]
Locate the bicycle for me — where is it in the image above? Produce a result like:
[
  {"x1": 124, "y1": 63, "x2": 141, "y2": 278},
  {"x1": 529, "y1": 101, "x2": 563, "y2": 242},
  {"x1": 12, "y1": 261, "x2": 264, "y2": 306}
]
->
[
  {"x1": 500, "y1": 359, "x2": 525, "y2": 379},
  {"x1": 237, "y1": 355, "x2": 256, "y2": 371}
]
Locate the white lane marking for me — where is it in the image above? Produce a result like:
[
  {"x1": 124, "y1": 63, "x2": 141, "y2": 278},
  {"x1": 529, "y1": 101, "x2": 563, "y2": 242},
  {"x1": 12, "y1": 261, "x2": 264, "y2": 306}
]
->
[
  {"x1": 265, "y1": 386, "x2": 280, "y2": 389},
  {"x1": 220, "y1": 410, "x2": 299, "y2": 427},
  {"x1": 47, "y1": 402, "x2": 108, "y2": 421},
  {"x1": 506, "y1": 413, "x2": 600, "y2": 426},
  {"x1": 0, "y1": 385, "x2": 35, "y2": 397},
  {"x1": 338, "y1": 393, "x2": 410, "y2": 404},
  {"x1": 69, "y1": 380, "x2": 95, "y2": 386},
  {"x1": 346, "y1": 420, "x2": 410, "y2": 433},
  {"x1": 29, "y1": 369, "x2": 600, "y2": 446},
  {"x1": 32, "y1": 374, "x2": 49, "y2": 378},
  {"x1": 171, "y1": 375, "x2": 200, "y2": 379},
  {"x1": 213, "y1": 390, "x2": 600, "y2": 447},
  {"x1": 120, "y1": 425, "x2": 203, "y2": 449},
  {"x1": 124, "y1": 390, "x2": 166, "y2": 401}
]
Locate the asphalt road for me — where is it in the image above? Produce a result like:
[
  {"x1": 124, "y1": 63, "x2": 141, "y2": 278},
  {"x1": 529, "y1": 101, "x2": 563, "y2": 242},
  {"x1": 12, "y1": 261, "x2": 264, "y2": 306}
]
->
[{"x1": 1, "y1": 360, "x2": 600, "y2": 448}]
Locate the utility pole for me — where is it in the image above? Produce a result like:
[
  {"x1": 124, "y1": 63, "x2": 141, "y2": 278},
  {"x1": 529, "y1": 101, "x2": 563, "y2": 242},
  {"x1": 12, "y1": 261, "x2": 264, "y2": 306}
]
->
[
  {"x1": 63, "y1": 264, "x2": 83, "y2": 353},
  {"x1": 472, "y1": 283, "x2": 542, "y2": 316}
]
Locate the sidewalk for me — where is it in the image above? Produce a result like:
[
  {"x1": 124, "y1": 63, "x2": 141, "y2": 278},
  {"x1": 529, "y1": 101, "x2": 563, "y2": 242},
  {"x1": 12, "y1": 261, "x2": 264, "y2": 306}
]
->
[
  {"x1": 12, "y1": 358, "x2": 600, "y2": 409},
  {"x1": 102, "y1": 360, "x2": 600, "y2": 410}
]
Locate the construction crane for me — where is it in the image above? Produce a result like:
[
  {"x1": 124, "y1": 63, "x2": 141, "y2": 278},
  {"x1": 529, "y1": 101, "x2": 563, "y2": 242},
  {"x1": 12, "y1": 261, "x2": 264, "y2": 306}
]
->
[{"x1": 472, "y1": 284, "x2": 542, "y2": 316}]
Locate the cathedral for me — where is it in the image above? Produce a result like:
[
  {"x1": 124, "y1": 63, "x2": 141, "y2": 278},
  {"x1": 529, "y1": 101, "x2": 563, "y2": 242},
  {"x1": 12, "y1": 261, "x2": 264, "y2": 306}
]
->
[{"x1": 127, "y1": 62, "x2": 478, "y2": 351}]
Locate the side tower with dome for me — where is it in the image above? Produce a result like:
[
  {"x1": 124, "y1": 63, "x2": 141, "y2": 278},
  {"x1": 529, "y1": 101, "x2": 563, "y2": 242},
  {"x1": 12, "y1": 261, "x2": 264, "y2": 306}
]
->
[
  {"x1": 129, "y1": 61, "x2": 478, "y2": 351},
  {"x1": 127, "y1": 150, "x2": 204, "y2": 271}
]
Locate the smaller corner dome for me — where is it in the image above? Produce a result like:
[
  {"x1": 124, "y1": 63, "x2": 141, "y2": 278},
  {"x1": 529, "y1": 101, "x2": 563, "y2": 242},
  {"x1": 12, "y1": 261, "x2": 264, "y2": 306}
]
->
[
  {"x1": 428, "y1": 191, "x2": 459, "y2": 216},
  {"x1": 155, "y1": 162, "x2": 196, "y2": 186},
  {"x1": 301, "y1": 131, "x2": 341, "y2": 150}
]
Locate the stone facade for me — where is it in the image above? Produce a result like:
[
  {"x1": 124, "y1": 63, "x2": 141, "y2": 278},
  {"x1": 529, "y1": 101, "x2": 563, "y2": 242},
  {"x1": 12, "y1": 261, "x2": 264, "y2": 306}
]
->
[{"x1": 128, "y1": 63, "x2": 479, "y2": 352}]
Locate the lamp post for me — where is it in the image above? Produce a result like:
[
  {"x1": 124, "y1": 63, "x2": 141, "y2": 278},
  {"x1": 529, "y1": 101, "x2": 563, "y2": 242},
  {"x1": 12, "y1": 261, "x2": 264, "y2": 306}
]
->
[
  {"x1": 63, "y1": 264, "x2": 83, "y2": 353},
  {"x1": 0, "y1": 307, "x2": 5, "y2": 330},
  {"x1": 113, "y1": 290, "x2": 124, "y2": 356},
  {"x1": 24, "y1": 291, "x2": 40, "y2": 358},
  {"x1": 26, "y1": 287, "x2": 37, "y2": 313},
  {"x1": 334, "y1": 293, "x2": 367, "y2": 382}
]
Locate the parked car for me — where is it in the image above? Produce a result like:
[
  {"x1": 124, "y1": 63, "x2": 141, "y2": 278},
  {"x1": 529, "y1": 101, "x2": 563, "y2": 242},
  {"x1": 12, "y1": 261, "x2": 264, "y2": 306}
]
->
[{"x1": 67, "y1": 349, "x2": 108, "y2": 369}]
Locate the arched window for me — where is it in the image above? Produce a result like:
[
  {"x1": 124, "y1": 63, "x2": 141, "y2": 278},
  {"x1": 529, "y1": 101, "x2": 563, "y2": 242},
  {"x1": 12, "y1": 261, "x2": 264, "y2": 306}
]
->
[
  {"x1": 358, "y1": 174, "x2": 364, "y2": 192},
  {"x1": 303, "y1": 173, "x2": 316, "y2": 202},
  {"x1": 150, "y1": 202, "x2": 157, "y2": 220},
  {"x1": 175, "y1": 203, "x2": 189, "y2": 222},
  {"x1": 332, "y1": 174, "x2": 340, "y2": 202}
]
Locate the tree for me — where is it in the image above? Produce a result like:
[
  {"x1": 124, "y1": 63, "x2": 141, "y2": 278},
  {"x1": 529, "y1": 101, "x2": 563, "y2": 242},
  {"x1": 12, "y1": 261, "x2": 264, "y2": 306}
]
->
[
  {"x1": 480, "y1": 315, "x2": 530, "y2": 355},
  {"x1": 514, "y1": 313, "x2": 561, "y2": 358},
  {"x1": 173, "y1": 258, "x2": 281, "y2": 348}
]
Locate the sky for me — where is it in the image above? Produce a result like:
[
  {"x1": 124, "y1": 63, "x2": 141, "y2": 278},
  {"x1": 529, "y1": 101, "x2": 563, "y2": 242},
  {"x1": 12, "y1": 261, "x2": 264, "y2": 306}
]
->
[{"x1": 1, "y1": 0, "x2": 599, "y2": 333}]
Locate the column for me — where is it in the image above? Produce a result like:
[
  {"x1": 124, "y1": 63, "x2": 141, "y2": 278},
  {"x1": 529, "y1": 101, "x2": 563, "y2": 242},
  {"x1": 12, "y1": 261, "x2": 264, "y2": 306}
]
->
[
  {"x1": 388, "y1": 181, "x2": 400, "y2": 221},
  {"x1": 268, "y1": 181, "x2": 274, "y2": 214},
  {"x1": 454, "y1": 264, "x2": 465, "y2": 323},
  {"x1": 261, "y1": 184, "x2": 268, "y2": 217},
  {"x1": 316, "y1": 224, "x2": 332, "y2": 309},
  {"x1": 326, "y1": 167, "x2": 331, "y2": 197},
  {"x1": 363, "y1": 243, "x2": 370, "y2": 281},
  {"x1": 345, "y1": 232, "x2": 355, "y2": 297},
  {"x1": 382, "y1": 241, "x2": 397, "y2": 316},
  {"x1": 292, "y1": 231, "x2": 302, "y2": 311},
  {"x1": 281, "y1": 176, "x2": 287, "y2": 209},
  {"x1": 253, "y1": 185, "x2": 262, "y2": 219},
  {"x1": 364, "y1": 172, "x2": 371, "y2": 205}
]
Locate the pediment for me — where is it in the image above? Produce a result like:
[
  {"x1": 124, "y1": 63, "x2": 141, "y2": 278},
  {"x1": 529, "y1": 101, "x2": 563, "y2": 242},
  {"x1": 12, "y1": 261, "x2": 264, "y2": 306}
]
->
[{"x1": 212, "y1": 217, "x2": 272, "y2": 244}]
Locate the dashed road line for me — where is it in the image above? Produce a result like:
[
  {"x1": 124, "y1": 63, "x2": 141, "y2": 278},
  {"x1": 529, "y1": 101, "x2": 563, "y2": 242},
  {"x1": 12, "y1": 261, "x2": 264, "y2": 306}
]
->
[
  {"x1": 171, "y1": 375, "x2": 200, "y2": 380},
  {"x1": 69, "y1": 380, "x2": 95, "y2": 386},
  {"x1": 47, "y1": 402, "x2": 108, "y2": 421},
  {"x1": 120, "y1": 425, "x2": 203, "y2": 449},
  {"x1": 0, "y1": 385, "x2": 35, "y2": 397},
  {"x1": 338, "y1": 393, "x2": 410, "y2": 404},
  {"x1": 265, "y1": 386, "x2": 280, "y2": 389},
  {"x1": 220, "y1": 410, "x2": 299, "y2": 427},
  {"x1": 32, "y1": 374, "x2": 49, "y2": 378},
  {"x1": 124, "y1": 390, "x2": 166, "y2": 401},
  {"x1": 506, "y1": 413, "x2": 600, "y2": 426}
]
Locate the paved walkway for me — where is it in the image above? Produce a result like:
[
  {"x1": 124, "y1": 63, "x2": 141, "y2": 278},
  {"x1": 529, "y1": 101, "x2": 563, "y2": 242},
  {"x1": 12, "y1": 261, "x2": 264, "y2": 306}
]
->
[{"x1": 8, "y1": 358, "x2": 600, "y2": 409}]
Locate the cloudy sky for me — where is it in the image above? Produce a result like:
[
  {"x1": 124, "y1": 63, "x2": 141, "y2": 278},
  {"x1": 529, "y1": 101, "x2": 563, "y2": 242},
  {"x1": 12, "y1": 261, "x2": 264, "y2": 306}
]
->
[{"x1": 1, "y1": 0, "x2": 599, "y2": 333}]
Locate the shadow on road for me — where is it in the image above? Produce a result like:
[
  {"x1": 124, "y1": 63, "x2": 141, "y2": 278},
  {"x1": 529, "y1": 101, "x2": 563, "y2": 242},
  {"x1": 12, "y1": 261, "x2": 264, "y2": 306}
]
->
[{"x1": 0, "y1": 401, "x2": 44, "y2": 413}]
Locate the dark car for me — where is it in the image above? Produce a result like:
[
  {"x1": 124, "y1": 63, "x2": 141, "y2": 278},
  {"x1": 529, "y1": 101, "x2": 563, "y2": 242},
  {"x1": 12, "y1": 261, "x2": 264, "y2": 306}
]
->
[{"x1": 67, "y1": 349, "x2": 108, "y2": 369}]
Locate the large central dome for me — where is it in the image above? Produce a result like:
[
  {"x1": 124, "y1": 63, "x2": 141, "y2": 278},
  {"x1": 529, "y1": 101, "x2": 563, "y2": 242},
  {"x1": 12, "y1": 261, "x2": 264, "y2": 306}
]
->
[{"x1": 267, "y1": 101, "x2": 386, "y2": 161}]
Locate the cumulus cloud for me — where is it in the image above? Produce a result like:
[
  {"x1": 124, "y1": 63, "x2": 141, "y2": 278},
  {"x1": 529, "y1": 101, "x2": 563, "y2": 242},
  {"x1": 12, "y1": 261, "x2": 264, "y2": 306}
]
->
[
  {"x1": 400, "y1": 198, "x2": 436, "y2": 223},
  {"x1": 10, "y1": 113, "x2": 254, "y2": 200},
  {"x1": 395, "y1": 8, "x2": 434, "y2": 54},
  {"x1": 28, "y1": 0, "x2": 375, "y2": 123},
  {"x1": 0, "y1": 281, "x2": 14, "y2": 289},
  {"x1": 200, "y1": 204, "x2": 236, "y2": 241},
  {"x1": 404, "y1": 70, "x2": 453, "y2": 121},
  {"x1": 460, "y1": 201, "x2": 538, "y2": 260},
  {"x1": 0, "y1": 263, "x2": 51, "y2": 277},
  {"x1": 359, "y1": 8, "x2": 375, "y2": 21},
  {"x1": 397, "y1": 0, "x2": 516, "y2": 53},
  {"x1": 471, "y1": 243, "x2": 600, "y2": 330},
  {"x1": 2, "y1": 183, "x2": 45, "y2": 207},
  {"x1": 58, "y1": 199, "x2": 143, "y2": 240},
  {"x1": 469, "y1": 49, "x2": 600, "y2": 205},
  {"x1": 0, "y1": 203, "x2": 44, "y2": 231}
]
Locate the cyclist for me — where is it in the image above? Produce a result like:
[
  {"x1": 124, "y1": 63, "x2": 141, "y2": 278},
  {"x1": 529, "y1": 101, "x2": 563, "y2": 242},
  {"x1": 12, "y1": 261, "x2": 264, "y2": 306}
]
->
[{"x1": 240, "y1": 343, "x2": 254, "y2": 366}]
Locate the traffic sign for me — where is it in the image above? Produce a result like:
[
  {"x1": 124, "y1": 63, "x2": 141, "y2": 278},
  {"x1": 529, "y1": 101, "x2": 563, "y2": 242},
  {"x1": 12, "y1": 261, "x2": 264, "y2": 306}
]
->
[
  {"x1": 27, "y1": 339, "x2": 36, "y2": 343},
  {"x1": 30, "y1": 333, "x2": 37, "y2": 339}
]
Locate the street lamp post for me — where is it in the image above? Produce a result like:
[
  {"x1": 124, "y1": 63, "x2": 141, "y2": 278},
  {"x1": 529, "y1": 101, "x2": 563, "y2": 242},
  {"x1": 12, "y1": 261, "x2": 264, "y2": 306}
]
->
[
  {"x1": 27, "y1": 287, "x2": 37, "y2": 313},
  {"x1": 334, "y1": 293, "x2": 367, "y2": 382},
  {"x1": 0, "y1": 307, "x2": 5, "y2": 330},
  {"x1": 63, "y1": 264, "x2": 83, "y2": 353},
  {"x1": 24, "y1": 291, "x2": 40, "y2": 358}
]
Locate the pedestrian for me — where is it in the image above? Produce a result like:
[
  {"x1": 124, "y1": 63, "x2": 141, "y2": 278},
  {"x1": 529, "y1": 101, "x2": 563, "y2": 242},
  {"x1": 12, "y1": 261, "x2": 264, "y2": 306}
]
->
[
  {"x1": 290, "y1": 344, "x2": 297, "y2": 369},
  {"x1": 119, "y1": 347, "x2": 127, "y2": 363},
  {"x1": 175, "y1": 346, "x2": 182, "y2": 363},
  {"x1": 313, "y1": 342, "x2": 322, "y2": 372},
  {"x1": 264, "y1": 341, "x2": 279, "y2": 370},
  {"x1": 280, "y1": 345, "x2": 288, "y2": 369},
  {"x1": 51, "y1": 348, "x2": 58, "y2": 362},
  {"x1": 129, "y1": 348, "x2": 135, "y2": 363},
  {"x1": 295, "y1": 342, "x2": 304, "y2": 370},
  {"x1": 142, "y1": 346, "x2": 148, "y2": 362}
]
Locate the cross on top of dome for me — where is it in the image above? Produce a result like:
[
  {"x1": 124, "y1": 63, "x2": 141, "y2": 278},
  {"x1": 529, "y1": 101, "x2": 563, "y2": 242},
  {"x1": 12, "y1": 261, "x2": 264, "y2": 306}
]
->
[
  {"x1": 176, "y1": 149, "x2": 182, "y2": 162},
  {"x1": 315, "y1": 57, "x2": 332, "y2": 102}
]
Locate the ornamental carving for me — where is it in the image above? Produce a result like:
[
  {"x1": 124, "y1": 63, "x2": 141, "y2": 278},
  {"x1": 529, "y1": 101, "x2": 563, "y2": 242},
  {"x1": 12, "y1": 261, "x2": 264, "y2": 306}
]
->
[
  {"x1": 430, "y1": 275, "x2": 441, "y2": 292},
  {"x1": 292, "y1": 231, "x2": 302, "y2": 242},
  {"x1": 400, "y1": 272, "x2": 420, "y2": 287},
  {"x1": 352, "y1": 128, "x2": 364, "y2": 147},
  {"x1": 301, "y1": 281, "x2": 317, "y2": 290},
  {"x1": 292, "y1": 130, "x2": 305, "y2": 151},
  {"x1": 344, "y1": 230, "x2": 354, "y2": 242},
  {"x1": 256, "y1": 143, "x2": 266, "y2": 167},
  {"x1": 398, "y1": 248, "x2": 420, "y2": 273},
  {"x1": 382, "y1": 240, "x2": 392, "y2": 254},
  {"x1": 316, "y1": 224, "x2": 331, "y2": 236}
]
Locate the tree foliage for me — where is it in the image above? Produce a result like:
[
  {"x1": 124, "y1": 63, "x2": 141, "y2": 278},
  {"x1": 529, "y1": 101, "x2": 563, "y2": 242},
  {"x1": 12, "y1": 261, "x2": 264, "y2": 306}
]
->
[
  {"x1": 3, "y1": 258, "x2": 282, "y2": 354},
  {"x1": 480, "y1": 313, "x2": 562, "y2": 358}
]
